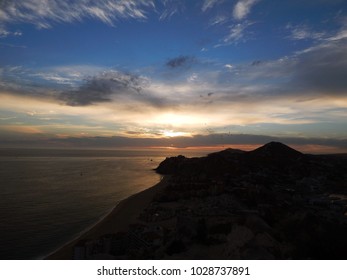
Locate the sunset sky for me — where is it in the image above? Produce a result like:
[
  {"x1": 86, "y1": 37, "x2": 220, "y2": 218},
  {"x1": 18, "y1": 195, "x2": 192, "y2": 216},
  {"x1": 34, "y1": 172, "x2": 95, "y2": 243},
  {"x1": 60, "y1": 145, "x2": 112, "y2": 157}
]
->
[{"x1": 0, "y1": 0, "x2": 347, "y2": 152}]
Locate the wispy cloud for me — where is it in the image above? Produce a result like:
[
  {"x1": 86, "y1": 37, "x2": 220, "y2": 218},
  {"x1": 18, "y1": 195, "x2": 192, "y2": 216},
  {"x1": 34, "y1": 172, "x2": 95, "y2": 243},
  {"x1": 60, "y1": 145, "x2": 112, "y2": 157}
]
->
[
  {"x1": 215, "y1": 21, "x2": 254, "y2": 46},
  {"x1": 326, "y1": 18, "x2": 347, "y2": 41},
  {"x1": 0, "y1": 25, "x2": 22, "y2": 38},
  {"x1": 286, "y1": 23, "x2": 326, "y2": 40},
  {"x1": 0, "y1": 0, "x2": 154, "y2": 32},
  {"x1": 0, "y1": 29, "x2": 9, "y2": 37},
  {"x1": 209, "y1": 15, "x2": 229, "y2": 26},
  {"x1": 233, "y1": 0, "x2": 259, "y2": 21},
  {"x1": 158, "y1": 0, "x2": 185, "y2": 21},
  {"x1": 31, "y1": 73, "x2": 79, "y2": 86},
  {"x1": 0, "y1": 64, "x2": 108, "y2": 92},
  {"x1": 201, "y1": 0, "x2": 223, "y2": 12},
  {"x1": 328, "y1": 29, "x2": 347, "y2": 41},
  {"x1": 29, "y1": 65, "x2": 105, "y2": 87},
  {"x1": 206, "y1": 0, "x2": 259, "y2": 46}
]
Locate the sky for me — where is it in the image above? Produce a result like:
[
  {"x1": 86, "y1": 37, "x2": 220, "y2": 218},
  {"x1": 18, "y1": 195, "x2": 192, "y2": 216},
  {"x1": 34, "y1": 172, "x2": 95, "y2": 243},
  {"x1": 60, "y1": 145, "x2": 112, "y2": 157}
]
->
[{"x1": 0, "y1": 0, "x2": 347, "y2": 153}]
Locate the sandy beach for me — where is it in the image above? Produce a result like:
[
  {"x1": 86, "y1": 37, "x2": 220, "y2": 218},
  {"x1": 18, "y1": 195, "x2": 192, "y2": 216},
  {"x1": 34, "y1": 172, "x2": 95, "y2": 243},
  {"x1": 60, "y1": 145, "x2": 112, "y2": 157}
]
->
[{"x1": 46, "y1": 176, "x2": 168, "y2": 260}]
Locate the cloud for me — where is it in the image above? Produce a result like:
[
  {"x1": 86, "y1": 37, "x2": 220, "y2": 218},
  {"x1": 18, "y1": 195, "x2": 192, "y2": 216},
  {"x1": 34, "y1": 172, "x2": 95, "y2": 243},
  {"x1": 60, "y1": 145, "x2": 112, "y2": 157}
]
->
[
  {"x1": 159, "y1": 0, "x2": 185, "y2": 21},
  {"x1": 177, "y1": 134, "x2": 347, "y2": 150},
  {"x1": 326, "y1": 18, "x2": 347, "y2": 41},
  {"x1": 2, "y1": 131, "x2": 347, "y2": 153},
  {"x1": 251, "y1": 60, "x2": 262, "y2": 66},
  {"x1": 328, "y1": 29, "x2": 347, "y2": 41},
  {"x1": 59, "y1": 70, "x2": 149, "y2": 106},
  {"x1": 286, "y1": 23, "x2": 326, "y2": 41},
  {"x1": 214, "y1": 24, "x2": 347, "y2": 98},
  {"x1": 0, "y1": 65, "x2": 45, "y2": 94},
  {"x1": 211, "y1": 0, "x2": 259, "y2": 48},
  {"x1": 0, "y1": 65, "x2": 174, "y2": 109},
  {"x1": 28, "y1": 65, "x2": 105, "y2": 87},
  {"x1": 32, "y1": 73, "x2": 78, "y2": 86},
  {"x1": 215, "y1": 21, "x2": 254, "y2": 46},
  {"x1": 0, "y1": 0, "x2": 154, "y2": 31},
  {"x1": 0, "y1": 65, "x2": 80, "y2": 98},
  {"x1": 209, "y1": 15, "x2": 229, "y2": 26},
  {"x1": 166, "y1": 55, "x2": 196, "y2": 69},
  {"x1": 233, "y1": 0, "x2": 259, "y2": 21},
  {"x1": 0, "y1": 25, "x2": 22, "y2": 37},
  {"x1": 291, "y1": 39, "x2": 347, "y2": 94},
  {"x1": 201, "y1": 0, "x2": 223, "y2": 12}
]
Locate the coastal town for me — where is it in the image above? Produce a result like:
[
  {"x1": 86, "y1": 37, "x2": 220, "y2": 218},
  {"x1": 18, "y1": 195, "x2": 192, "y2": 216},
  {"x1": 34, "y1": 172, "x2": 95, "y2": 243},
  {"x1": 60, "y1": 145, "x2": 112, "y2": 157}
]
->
[{"x1": 70, "y1": 142, "x2": 347, "y2": 260}]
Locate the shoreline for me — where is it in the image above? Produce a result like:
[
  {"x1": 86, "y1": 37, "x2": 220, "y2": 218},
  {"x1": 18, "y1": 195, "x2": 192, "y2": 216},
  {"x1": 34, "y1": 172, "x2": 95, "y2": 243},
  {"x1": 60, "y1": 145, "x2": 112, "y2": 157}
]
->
[{"x1": 46, "y1": 176, "x2": 168, "y2": 260}]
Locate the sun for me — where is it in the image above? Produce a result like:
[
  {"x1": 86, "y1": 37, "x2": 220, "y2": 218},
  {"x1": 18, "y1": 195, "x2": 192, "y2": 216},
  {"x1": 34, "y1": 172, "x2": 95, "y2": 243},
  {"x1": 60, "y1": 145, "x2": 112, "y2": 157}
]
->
[{"x1": 162, "y1": 130, "x2": 190, "y2": 138}]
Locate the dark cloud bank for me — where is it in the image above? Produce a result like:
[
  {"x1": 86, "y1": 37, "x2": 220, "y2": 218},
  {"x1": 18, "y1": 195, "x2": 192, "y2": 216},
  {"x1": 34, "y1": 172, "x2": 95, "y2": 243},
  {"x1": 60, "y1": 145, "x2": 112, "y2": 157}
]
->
[
  {"x1": 59, "y1": 71, "x2": 148, "y2": 106},
  {"x1": 2, "y1": 133, "x2": 347, "y2": 153}
]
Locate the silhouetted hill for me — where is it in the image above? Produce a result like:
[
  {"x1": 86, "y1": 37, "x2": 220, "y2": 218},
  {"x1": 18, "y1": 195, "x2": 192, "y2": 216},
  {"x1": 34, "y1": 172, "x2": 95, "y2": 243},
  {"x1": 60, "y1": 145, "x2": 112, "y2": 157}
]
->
[
  {"x1": 208, "y1": 148, "x2": 246, "y2": 157},
  {"x1": 155, "y1": 142, "x2": 305, "y2": 176},
  {"x1": 248, "y1": 141, "x2": 302, "y2": 159}
]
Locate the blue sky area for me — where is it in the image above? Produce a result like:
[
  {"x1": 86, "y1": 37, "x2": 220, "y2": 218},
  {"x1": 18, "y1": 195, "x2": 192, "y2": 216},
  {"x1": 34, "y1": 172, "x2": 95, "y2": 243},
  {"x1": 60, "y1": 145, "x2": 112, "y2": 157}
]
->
[{"x1": 0, "y1": 0, "x2": 347, "y2": 152}]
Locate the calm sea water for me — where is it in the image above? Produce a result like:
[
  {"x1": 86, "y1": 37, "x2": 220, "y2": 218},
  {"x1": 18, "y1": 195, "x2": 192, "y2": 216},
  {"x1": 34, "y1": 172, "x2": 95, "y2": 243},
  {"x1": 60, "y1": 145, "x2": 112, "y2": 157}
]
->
[{"x1": 0, "y1": 148, "x2": 209, "y2": 260}]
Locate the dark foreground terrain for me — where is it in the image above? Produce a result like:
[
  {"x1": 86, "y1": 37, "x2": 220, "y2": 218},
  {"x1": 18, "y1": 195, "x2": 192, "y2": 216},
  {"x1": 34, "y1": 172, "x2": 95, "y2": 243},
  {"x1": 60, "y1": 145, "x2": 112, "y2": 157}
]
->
[{"x1": 73, "y1": 142, "x2": 347, "y2": 259}]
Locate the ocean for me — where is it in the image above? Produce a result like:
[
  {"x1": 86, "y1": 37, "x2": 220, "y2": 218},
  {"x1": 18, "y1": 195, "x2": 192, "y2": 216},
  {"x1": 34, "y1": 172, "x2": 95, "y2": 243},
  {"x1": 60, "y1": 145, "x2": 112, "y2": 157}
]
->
[{"x1": 0, "y1": 148, "x2": 208, "y2": 260}]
